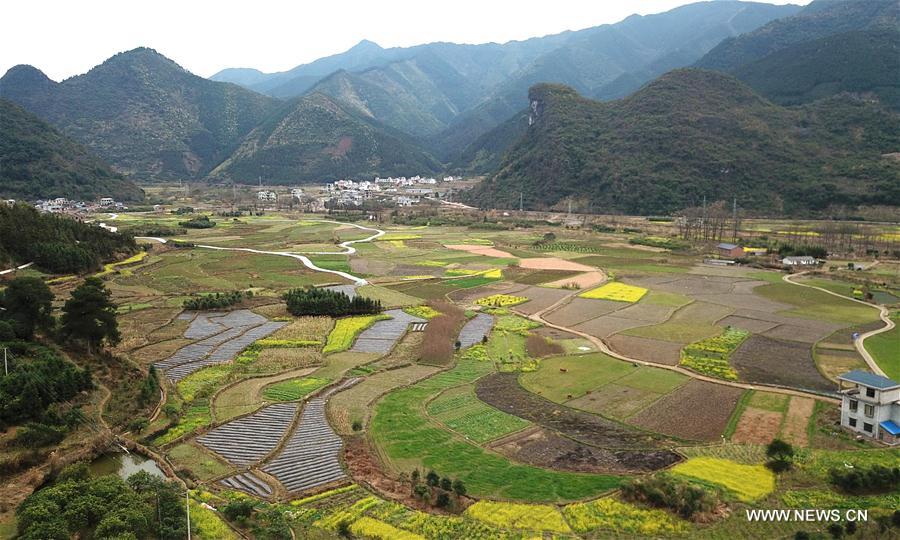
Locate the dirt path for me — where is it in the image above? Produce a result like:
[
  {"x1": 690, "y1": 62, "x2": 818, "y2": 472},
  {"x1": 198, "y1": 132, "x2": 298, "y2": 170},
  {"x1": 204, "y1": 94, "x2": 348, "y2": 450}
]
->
[
  {"x1": 783, "y1": 271, "x2": 893, "y2": 376},
  {"x1": 516, "y1": 289, "x2": 840, "y2": 403}
]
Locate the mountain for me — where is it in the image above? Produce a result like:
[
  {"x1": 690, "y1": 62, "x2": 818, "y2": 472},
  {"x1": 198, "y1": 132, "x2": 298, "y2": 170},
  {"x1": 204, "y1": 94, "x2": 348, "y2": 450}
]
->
[
  {"x1": 210, "y1": 92, "x2": 440, "y2": 183},
  {"x1": 697, "y1": 0, "x2": 898, "y2": 71},
  {"x1": 464, "y1": 70, "x2": 900, "y2": 215},
  {"x1": 695, "y1": 0, "x2": 900, "y2": 109},
  {"x1": 0, "y1": 48, "x2": 279, "y2": 180},
  {"x1": 212, "y1": 2, "x2": 797, "y2": 160},
  {"x1": 0, "y1": 99, "x2": 143, "y2": 201},
  {"x1": 732, "y1": 28, "x2": 900, "y2": 109},
  {"x1": 432, "y1": 0, "x2": 800, "y2": 160}
]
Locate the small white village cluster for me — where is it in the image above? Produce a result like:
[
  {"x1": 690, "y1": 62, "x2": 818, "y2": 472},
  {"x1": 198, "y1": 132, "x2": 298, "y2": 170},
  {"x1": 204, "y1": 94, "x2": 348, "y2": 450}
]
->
[
  {"x1": 257, "y1": 175, "x2": 460, "y2": 208},
  {"x1": 9, "y1": 196, "x2": 125, "y2": 214}
]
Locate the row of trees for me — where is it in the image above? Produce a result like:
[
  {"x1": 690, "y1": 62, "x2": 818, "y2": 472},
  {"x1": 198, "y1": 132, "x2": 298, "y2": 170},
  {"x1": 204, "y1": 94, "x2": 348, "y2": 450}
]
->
[
  {"x1": 183, "y1": 290, "x2": 250, "y2": 311},
  {"x1": 620, "y1": 475, "x2": 721, "y2": 520},
  {"x1": 0, "y1": 203, "x2": 136, "y2": 274},
  {"x1": 178, "y1": 215, "x2": 216, "y2": 229},
  {"x1": 404, "y1": 468, "x2": 467, "y2": 510},
  {"x1": 283, "y1": 287, "x2": 381, "y2": 317}
]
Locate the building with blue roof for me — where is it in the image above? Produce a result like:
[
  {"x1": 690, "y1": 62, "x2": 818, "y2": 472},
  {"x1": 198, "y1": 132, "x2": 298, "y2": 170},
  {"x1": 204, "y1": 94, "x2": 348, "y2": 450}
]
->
[{"x1": 837, "y1": 370, "x2": 900, "y2": 445}]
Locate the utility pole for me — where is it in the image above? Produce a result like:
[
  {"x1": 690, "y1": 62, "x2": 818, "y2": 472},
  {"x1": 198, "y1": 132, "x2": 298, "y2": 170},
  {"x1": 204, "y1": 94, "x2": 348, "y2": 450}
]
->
[
  {"x1": 186, "y1": 490, "x2": 191, "y2": 540},
  {"x1": 732, "y1": 197, "x2": 738, "y2": 243},
  {"x1": 3, "y1": 348, "x2": 7, "y2": 375},
  {"x1": 519, "y1": 192, "x2": 523, "y2": 213}
]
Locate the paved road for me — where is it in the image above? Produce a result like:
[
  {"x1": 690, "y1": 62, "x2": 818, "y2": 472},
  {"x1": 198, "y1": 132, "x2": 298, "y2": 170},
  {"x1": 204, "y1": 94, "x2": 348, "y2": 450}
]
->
[
  {"x1": 0, "y1": 261, "x2": 33, "y2": 275},
  {"x1": 783, "y1": 271, "x2": 893, "y2": 377}
]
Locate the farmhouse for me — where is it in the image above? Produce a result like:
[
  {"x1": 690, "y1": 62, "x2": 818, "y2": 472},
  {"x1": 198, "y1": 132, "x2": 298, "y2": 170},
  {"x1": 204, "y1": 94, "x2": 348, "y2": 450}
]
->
[
  {"x1": 837, "y1": 370, "x2": 900, "y2": 445},
  {"x1": 782, "y1": 255, "x2": 818, "y2": 266},
  {"x1": 716, "y1": 243, "x2": 743, "y2": 258},
  {"x1": 257, "y1": 190, "x2": 277, "y2": 202}
]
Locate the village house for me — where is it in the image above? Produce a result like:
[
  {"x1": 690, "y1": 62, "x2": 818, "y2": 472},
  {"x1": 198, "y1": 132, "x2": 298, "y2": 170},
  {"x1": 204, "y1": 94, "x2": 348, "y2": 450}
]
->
[
  {"x1": 838, "y1": 370, "x2": 900, "y2": 445},
  {"x1": 782, "y1": 255, "x2": 818, "y2": 266},
  {"x1": 257, "y1": 190, "x2": 277, "y2": 202},
  {"x1": 99, "y1": 197, "x2": 115, "y2": 206},
  {"x1": 716, "y1": 242, "x2": 744, "y2": 258}
]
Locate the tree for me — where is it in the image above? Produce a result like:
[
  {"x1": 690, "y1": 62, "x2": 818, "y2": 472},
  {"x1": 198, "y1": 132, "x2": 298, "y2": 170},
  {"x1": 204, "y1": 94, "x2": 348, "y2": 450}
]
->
[
  {"x1": 452, "y1": 479, "x2": 467, "y2": 497},
  {"x1": 59, "y1": 277, "x2": 119, "y2": 352},
  {"x1": 426, "y1": 470, "x2": 439, "y2": 487},
  {"x1": 766, "y1": 438, "x2": 795, "y2": 472},
  {"x1": 0, "y1": 276, "x2": 54, "y2": 339},
  {"x1": 440, "y1": 477, "x2": 452, "y2": 491},
  {"x1": 827, "y1": 522, "x2": 845, "y2": 539}
]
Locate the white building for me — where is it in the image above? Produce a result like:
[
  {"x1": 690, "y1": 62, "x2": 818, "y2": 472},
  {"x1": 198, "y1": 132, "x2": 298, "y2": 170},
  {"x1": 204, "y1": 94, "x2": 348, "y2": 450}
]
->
[
  {"x1": 838, "y1": 370, "x2": 900, "y2": 445},
  {"x1": 257, "y1": 191, "x2": 277, "y2": 202},
  {"x1": 290, "y1": 188, "x2": 304, "y2": 199},
  {"x1": 781, "y1": 256, "x2": 818, "y2": 266},
  {"x1": 99, "y1": 197, "x2": 115, "y2": 206}
]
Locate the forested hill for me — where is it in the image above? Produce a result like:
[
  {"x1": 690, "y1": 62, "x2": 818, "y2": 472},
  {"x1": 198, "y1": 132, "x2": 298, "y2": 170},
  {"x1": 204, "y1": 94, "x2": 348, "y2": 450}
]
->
[
  {"x1": 464, "y1": 70, "x2": 900, "y2": 216},
  {"x1": 0, "y1": 99, "x2": 143, "y2": 202},
  {"x1": 0, "y1": 48, "x2": 279, "y2": 180},
  {"x1": 696, "y1": 0, "x2": 900, "y2": 108},
  {"x1": 210, "y1": 92, "x2": 440, "y2": 183},
  {"x1": 0, "y1": 203, "x2": 137, "y2": 274}
]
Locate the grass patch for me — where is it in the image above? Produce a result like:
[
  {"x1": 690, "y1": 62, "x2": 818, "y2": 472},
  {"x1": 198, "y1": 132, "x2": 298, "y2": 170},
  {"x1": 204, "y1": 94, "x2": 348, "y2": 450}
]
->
[
  {"x1": 520, "y1": 353, "x2": 635, "y2": 403},
  {"x1": 262, "y1": 376, "x2": 331, "y2": 401},
  {"x1": 671, "y1": 457, "x2": 775, "y2": 502},
  {"x1": 168, "y1": 443, "x2": 233, "y2": 481},
  {"x1": 756, "y1": 282, "x2": 881, "y2": 325},
  {"x1": 579, "y1": 282, "x2": 648, "y2": 302},
  {"x1": 864, "y1": 317, "x2": 900, "y2": 380}
]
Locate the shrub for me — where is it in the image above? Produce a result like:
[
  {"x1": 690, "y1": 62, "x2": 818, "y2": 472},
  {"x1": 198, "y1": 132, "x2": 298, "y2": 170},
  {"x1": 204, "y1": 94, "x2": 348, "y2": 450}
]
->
[
  {"x1": 178, "y1": 215, "x2": 216, "y2": 229},
  {"x1": 283, "y1": 287, "x2": 382, "y2": 317},
  {"x1": 620, "y1": 475, "x2": 721, "y2": 519},
  {"x1": 830, "y1": 465, "x2": 900, "y2": 494},
  {"x1": 222, "y1": 499, "x2": 254, "y2": 521}
]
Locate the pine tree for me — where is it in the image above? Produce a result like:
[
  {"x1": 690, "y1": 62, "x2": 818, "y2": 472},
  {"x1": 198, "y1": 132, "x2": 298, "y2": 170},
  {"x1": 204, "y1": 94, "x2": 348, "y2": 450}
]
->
[{"x1": 60, "y1": 277, "x2": 120, "y2": 352}]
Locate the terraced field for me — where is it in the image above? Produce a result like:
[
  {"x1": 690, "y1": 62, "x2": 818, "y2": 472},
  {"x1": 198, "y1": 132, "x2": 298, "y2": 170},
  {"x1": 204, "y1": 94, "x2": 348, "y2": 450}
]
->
[
  {"x1": 154, "y1": 310, "x2": 286, "y2": 380},
  {"x1": 263, "y1": 382, "x2": 357, "y2": 492},
  {"x1": 197, "y1": 402, "x2": 298, "y2": 466},
  {"x1": 351, "y1": 309, "x2": 426, "y2": 353}
]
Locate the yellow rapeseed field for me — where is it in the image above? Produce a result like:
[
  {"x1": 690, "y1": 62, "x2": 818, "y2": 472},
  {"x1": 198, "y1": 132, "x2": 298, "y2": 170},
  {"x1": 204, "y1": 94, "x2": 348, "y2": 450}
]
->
[
  {"x1": 475, "y1": 294, "x2": 528, "y2": 307},
  {"x1": 464, "y1": 501, "x2": 572, "y2": 534},
  {"x1": 579, "y1": 282, "x2": 647, "y2": 302},
  {"x1": 671, "y1": 457, "x2": 775, "y2": 501}
]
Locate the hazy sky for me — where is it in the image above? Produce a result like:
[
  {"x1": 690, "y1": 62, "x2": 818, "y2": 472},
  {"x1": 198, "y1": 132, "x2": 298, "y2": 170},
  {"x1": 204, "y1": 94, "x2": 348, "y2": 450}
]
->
[{"x1": 2, "y1": 0, "x2": 809, "y2": 81}]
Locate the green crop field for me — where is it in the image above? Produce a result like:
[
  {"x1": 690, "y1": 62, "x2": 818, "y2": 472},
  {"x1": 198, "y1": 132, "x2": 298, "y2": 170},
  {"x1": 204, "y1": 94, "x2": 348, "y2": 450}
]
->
[
  {"x1": 520, "y1": 353, "x2": 635, "y2": 403},
  {"x1": 756, "y1": 283, "x2": 881, "y2": 325},
  {"x1": 262, "y1": 376, "x2": 331, "y2": 401},
  {"x1": 370, "y1": 349, "x2": 621, "y2": 501},
  {"x1": 426, "y1": 385, "x2": 530, "y2": 442}
]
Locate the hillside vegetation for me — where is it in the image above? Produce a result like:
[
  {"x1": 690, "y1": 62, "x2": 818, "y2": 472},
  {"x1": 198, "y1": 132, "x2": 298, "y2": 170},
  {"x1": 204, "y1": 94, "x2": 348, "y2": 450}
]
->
[
  {"x1": 465, "y1": 70, "x2": 900, "y2": 215},
  {"x1": 211, "y1": 92, "x2": 440, "y2": 182},
  {"x1": 0, "y1": 203, "x2": 137, "y2": 273},
  {"x1": 0, "y1": 48, "x2": 278, "y2": 180},
  {"x1": 0, "y1": 99, "x2": 143, "y2": 202}
]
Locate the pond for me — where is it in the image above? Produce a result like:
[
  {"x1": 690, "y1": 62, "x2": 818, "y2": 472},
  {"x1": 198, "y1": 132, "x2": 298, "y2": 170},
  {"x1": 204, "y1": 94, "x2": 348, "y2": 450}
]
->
[
  {"x1": 872, "y1": 290, "x2": 899, "y2": 305},
  {"x1": 89, "y1": 451, "x2": 165, "y2": 481}
]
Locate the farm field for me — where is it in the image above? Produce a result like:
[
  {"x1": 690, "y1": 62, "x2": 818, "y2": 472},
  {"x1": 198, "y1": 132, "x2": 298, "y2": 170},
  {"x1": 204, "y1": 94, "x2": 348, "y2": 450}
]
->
[{"x1": 34, "y1": 211, "x2": 898, "y2": 540}]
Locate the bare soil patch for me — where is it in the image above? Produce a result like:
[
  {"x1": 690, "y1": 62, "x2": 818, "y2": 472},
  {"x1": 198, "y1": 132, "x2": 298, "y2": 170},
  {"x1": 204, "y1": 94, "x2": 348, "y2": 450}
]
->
[
  {"x1": 613, "y1": 302, "x2": 675, "y2": 323},
  {"x1": 574, "y1": 315, "x2": 647, "y2": 339},
  {"x1": 475, "y1": 373, "x2": 677, "y2": 463},
  {"x1": 652, "y1": 277, "x2": 741, "y2": 296},
  {"x1": 519, "y1": 257, "x2": 596, "y2": 272},
  {"x1": 488, "y1": 426, "x2": 680, "y2": 474},
  {"x1": 731, "y1": 408, "x2": 782, "y2": 444},
  {"x1": 444, "y1": 244, "x2": 515, "y2": 258},
  {"x1": 543, "y1": 271, "x2": 607, "y2": 289},
  {"x1": 533, "y1": 326, "x2": 579, "y2": 340},
  {"x1": 607, "y1": 335, "x2": 683, "y2": 365},
  {"x1": 764, "y1": 322, "x2": 843, "y2": 344},
  {"x1": 544, "y1": 298, "x2": 624, "y2": 327},
  {"x1": 628, "y1": 380, "x2": 744, "y2": 441},
  {"x1": 512, "y1": 286, "x2": 572, "y2": 315},
  {"x1": 512, "y1": 269, "x2": 581, "y2": 286},
  {"x1": 815, "y1": 348, "x2": 866, "y2": 381},
  {"x1": 566, "y1": 384, "x2": 662, "y2": 419},
  {"x1": 693, "y1": 292, "x2": 791, "y2": 312},
  {"x1": 717, "y1": 315, "x2": 780, "y2": 333},
  {"x1": 731, "y1": 335, "x2": 833, "y2": 393},
  {"x1": 781, "y1": 397, "x2": 815, "y2": 447}
]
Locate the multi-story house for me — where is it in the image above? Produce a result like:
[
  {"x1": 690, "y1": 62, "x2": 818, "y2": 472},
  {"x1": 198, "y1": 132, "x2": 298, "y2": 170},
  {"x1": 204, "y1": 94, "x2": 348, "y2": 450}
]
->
[{"x1": 838, "y1": 370, "x2": 900, "y2": 445}]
